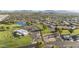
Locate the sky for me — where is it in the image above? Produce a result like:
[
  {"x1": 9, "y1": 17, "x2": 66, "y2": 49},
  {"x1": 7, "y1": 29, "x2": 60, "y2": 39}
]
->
[{"x1": 0, "y1": 0, "x2": 79, "y2": 11}]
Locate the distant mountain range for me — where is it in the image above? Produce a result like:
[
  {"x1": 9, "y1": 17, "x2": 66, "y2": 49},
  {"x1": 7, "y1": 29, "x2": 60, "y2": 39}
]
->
[
  {"x1": 0, "y1": 10, "x2": 79, "y2": 14},
  {"x1": 41, "y1": 10, "x2": 79, "y2": 14}
]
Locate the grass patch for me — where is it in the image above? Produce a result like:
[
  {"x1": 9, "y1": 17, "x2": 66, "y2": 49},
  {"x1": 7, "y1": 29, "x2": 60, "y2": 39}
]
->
[
  {"x1": 35, "y1": 23, "x2": 51, "y2": 34},
  {"x1": 0, "y1": 24, "x2": 32, "y2": 48},
  {"x1": 72, "y1": 29, "x2": 79, "y2": 35},
  {"x1": 61, "y1": 30, "x2": 70, "y2": 35},
  {"x1": 61, "y1": 29, "x2": 79, "y2": 35},
  {"x1": 0, "y1": 31, "x2": 32, "y2": 48}
]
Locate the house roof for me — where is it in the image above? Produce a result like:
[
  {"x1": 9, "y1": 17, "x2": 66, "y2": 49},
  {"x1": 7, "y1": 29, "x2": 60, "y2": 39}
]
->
[
  {"x1": 0, "y1": 15, "x2": 9, "y2": 21},
  {"x1": 14, "y1": 29, "x2": 29, "y2": 35}
]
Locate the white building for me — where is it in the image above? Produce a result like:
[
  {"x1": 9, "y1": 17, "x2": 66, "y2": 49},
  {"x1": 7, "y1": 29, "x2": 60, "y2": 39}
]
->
[
  {"x1": 13, "y1": 29, "x2": 29, "y2": 36},
  {"x1": 65, "y1": 17, "x2": 79, "y2": 23},
  {"x1": 0, "y1": 15, "x2": 9, "y2": 22}
]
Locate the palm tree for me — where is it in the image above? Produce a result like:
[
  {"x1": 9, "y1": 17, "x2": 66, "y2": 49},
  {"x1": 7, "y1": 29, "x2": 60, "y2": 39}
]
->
[
  {"x1": 33, "y1": 29, "x2": 44, "y2": 43},
  {"x1": 39, "y1": 29, "x2": 45, "y2": 42},
  {"x1": 68, "y1": 24, "x2": 75, "y2": 34},
  {"x1": 32, "y1": 29, "x2": 45, "y2": 48}
]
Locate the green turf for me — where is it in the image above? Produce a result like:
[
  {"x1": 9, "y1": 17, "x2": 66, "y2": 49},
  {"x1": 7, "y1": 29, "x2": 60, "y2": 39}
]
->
[
  {"x1": 72, "y1": 29, "x2": 79, "y2": 35},
  {"x1": 0, "y1": 24, "x2": 32, "y2": 48},
  {"x1": 0, "y1": 31, "x2": 32, "y2": 48},
  {"x1": 61, "y1": 30, "x2": 70, "y2": 35},
  {"x1": 0, "y1": 24, "x2": 20, "y2": 27},
  {"x1": 61, "y1": 29, "x2": 79, "y2": 35},
  {"x1": 35, "y1": 23, "x2": 51, "y2": 34}
]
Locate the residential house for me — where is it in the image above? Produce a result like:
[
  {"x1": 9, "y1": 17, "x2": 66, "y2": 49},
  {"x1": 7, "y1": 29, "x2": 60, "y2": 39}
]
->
[{"x1": 13, "y1": 29, "x2": 29, "y2": 36}]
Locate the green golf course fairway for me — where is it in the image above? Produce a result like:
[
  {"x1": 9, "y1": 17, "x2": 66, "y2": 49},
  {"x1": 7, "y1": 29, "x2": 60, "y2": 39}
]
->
[
  {"x1": 0, "y1": 24, "x2": 32, "y2": 48},
  {"x1": 0, "y1": 31, "x2": 32, "y2": 48}
]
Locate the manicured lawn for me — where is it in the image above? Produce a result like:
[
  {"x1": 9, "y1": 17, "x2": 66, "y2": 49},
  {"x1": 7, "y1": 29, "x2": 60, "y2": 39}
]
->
[
  {"x1": 0, "y1": 24, "x2": 21, "y2": 31},
  {"x1": 61, "y1": 29, "x2": 79, "y2": 35},
  {"x1": 61, "y1": 30, "x2": 70, "y2": 35},
  {"x1": 0, "y1": 24, "x2": 32, "y2": 48},
  {"x1": 0, "y1": 24, "x2": 20, "y2": 27},
  {"x1": 0, "y1": 31, "x2": 32, "y2": 48},
  {"x1": 72, "y1": 29, "x2": 79, "y2": 35},
  {"x1": 35, "y1": 23, "x2": 51, "y2": 34}
]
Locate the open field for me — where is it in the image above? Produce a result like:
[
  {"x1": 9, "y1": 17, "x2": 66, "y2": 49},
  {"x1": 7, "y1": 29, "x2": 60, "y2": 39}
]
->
[{"x1": 0, "y1": 24, "x2": 32, "y2": 48}]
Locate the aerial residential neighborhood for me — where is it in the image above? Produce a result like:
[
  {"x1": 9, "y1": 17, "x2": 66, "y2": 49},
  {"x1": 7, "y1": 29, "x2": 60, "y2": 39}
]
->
[{"x1": 0, "y1": 10, "x2": 79, "y2": 48}]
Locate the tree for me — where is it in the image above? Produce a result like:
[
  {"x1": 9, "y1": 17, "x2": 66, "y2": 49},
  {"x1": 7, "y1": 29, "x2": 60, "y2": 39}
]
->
[
  {"x1": 36, "y1": 41, "x2": 45, "y2": 48},
  {"x1": 58, "y1": 28, "x2": 63, "y2": 35},
  {"x1": 0, "y1": 26, "x2": 6, "y2": 31},
  {"x1": 52, "y1": 45, "x2": 59, "y2": 48},
  {"x1": 68, "y1": 25, "x2": 74, "y2": 34},
  {"x1": 39, "y1": 30, "x2": 45, "y2": 42},
  {"x1": 69, "y1": 29, "x2": 74, "y2": 33},
  {"x1": 6, "y1": 27, "x2": 10, "y2": 30},
  {"x1": 54, "y1": 25, "x2": 58, "y2": 32}
]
